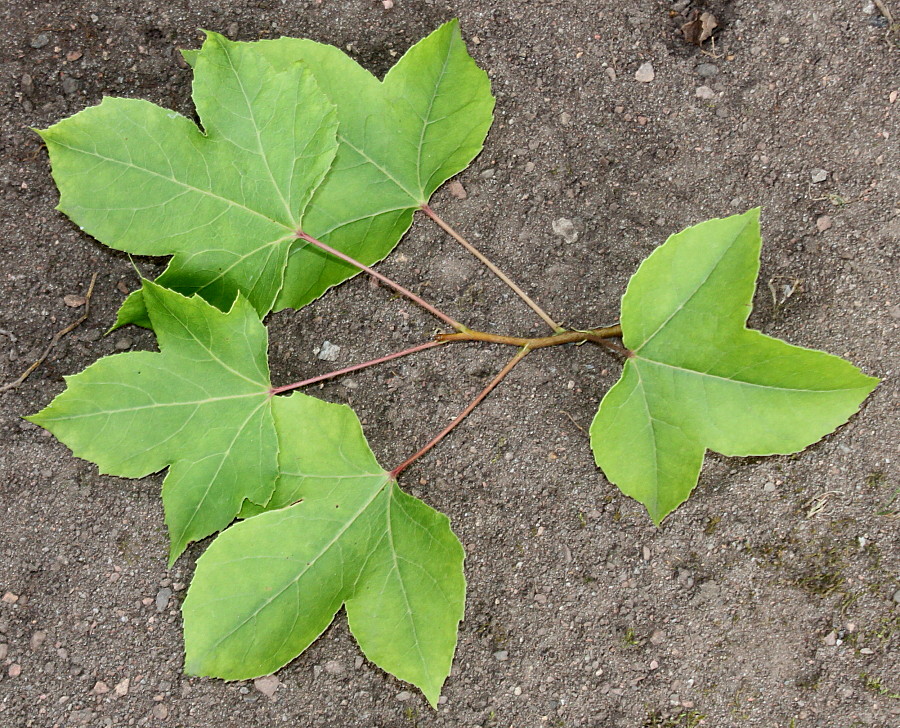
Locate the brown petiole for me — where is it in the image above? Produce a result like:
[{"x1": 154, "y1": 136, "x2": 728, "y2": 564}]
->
[
  {"x1": 296, "y1": 230, "x2": 469, "y2": 333},
  {"x1": 421, "y1": 204, "x2": 564, "y2": 333},
  {"x1": 390, "y1": 346, "x2": 531, "y2": 479},
  {"x1": 435, "y1": 325, "x2": 626, "y2": 351},
  {"x1": 288, "y1": 219, "x2": 630, "y2": 480},
  {"x1": 270, "y1": 340, "x2": 447, "y2": 395}
]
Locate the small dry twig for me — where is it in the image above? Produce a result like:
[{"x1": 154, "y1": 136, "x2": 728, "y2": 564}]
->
[
  {"x1": 803, "y1": 490, "x2": 842, "y2": 518},
  {"x1": 561, "y1": 410, "x2": 588, "y2": 436},
  {"x1": 0, "y1": 273, "x2": 98, "y2": 394},
  {"x1": 873, "y1": 0, "x2": 894, "y2": 27}
]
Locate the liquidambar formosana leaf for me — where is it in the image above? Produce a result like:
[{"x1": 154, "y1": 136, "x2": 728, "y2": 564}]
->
[{"x1": 591, "y1": 209, "x2": 878, "y2": 524}]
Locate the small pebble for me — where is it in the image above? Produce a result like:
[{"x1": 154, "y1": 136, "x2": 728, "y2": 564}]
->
[
  {"x1": 649, "y1": 660, "x2": 659, "y2": 670},
  {"x1": 695, "y1": 85, "x2": 716, "y2": 100},
  {"x1": 642, "y1": 546, "x2": 651, "y2": 561},
  {"x1": 92, "y1": 681, "x2": 110, "y2": 695},
  {"x1": 824, "y1": 631, "x2": 837, "y2": 646},
  {"x1": 524, "y1": 161, "x2": 535, "y2": 173},
  {"x1": 61, "y1": 76, "x2": 80, "y2": 95},
  {"x1": 155, "y1": 587, "x2": 172, "y2": 613},
  {"x1": 810, "y1": 169, "x2": 828, "y2": 183},
  {"x1": 114, "y1": 678, "x2": 130, "y2": 697},
  {"x1": 64, "y1": 294, "x2": 86, "y2": 308},
  {"x1": 778, "y1": 36, "x2": 790, "y2": 45},
  {"x1": 151, "y1": 704, "x2": 168, "y2": 720},
  {"x1": 9, "y1": 663, "x2": 22, "y2": 677},
  {"x1": 694, "y1": 62, "x2": 718, "y2": 78},
  {"x1": 447, "y1": 180, "x2": 467, "y2": 200},
  {"x1": 634, "y1": 62, "x2": 655, "y2": 83},
  {"x1": 605, "y1": 67, "x2": 617, "y2": 82},
  {"x1": 323, "y1": 659, "x2": 345, "y2": 675},
  {"x1": 816, "y1": 215, "x2": 832, "y2": 233},
  {"x1": 253, "y1": 674, "x2": 281, "y2": 698},
  {"x1": 317, "y1": 341, "x2": 340, "y2": 361},
  {"x1": 21, "y1": 74, "x2": 35, "y2": 97},
  {"x1": 70, "y1": 709, "x2": 94, "y2": 725},
  {"x1": 29, "y1": 630, "x2": 46, "y2": 651},
  {"x1": 892, "y1": 589, "x2": 900, "y2": 604},
  {"x1": 763, "y1": 481, "x2": 776, "y2": 493},
  {"x1": 30, "y1": 33, "x2": 50, "y2": 49},
  {"x1": 493, "y1": 650, "x2": 509, "y2": 661},
  {"x1": 480, "y1": 168, "x2": 495, "y2": 179},
  {"x1": 551, "y1": 217, "x2": 578, "y2": 244},
  {"x1": 2, "y1": 592, "x2": 18, "y2": 604},
  {"x1": 115, "y1": 337, "x2": 133, "y2": 351},
  {"x1": 650, "y1": 630, "x2": 666, "y2": 645},
  {"x1": 396, "y1": 690, "x2": 412, "y2": 701}
]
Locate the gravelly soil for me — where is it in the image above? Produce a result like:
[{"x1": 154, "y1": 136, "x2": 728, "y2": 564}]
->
[{"x1": 1, "y1": 1, "x2": 898, "y2": 726}]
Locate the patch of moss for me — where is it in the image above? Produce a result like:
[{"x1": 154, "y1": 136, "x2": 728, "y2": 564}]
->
[
  {"x1": 704, "y1": 515, "x2": 721, "y2": 535},
  {"x1": 860, "y1": 672, "x2": 900, "y2": 700},
  {"x1": 643, "y1": 709, "x2": 706, "y2": 727},
  {"x1": 747, "y1": 533, "x2": 853, "y2": 598},
  {"x1": 621, "y1": 626, "x2": 642, "y2": 648}
]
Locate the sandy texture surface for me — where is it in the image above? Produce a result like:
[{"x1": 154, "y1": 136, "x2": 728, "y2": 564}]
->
[{"x1": 1, "y1": 1, "x2": 898, "y2": 726}]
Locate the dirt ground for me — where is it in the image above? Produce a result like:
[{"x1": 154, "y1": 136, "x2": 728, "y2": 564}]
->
[{"x1": 1, "y1": 1, "x2": 898, "y2": 726}]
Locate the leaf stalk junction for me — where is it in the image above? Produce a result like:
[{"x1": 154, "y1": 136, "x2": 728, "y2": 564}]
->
[{"x1": 293, "y1": 220, "x2": 627, "y2": 476}]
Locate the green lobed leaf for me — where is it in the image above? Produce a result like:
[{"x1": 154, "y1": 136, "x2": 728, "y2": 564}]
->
[
  {"x1": 28, "y1": 280, "x2": 279, "y2": 564},
  {"x1": 117, "y1": 19, "x2": 494, "y2": 325},
  {"x1": 39, "y1": 32, "x2": 338, "y2": 321},
  {"x1": 183, "y1": 393, "x2": 465, "y2": 707},
  {"x1": 590, "y1": 209, "x2": 879, "y2": 524}
]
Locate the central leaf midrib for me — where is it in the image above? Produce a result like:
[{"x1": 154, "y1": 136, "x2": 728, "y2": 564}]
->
[
  {"x1": 197, "y1": 474, "x2": 391, "y2": 659},
  {"x1": 636, "y1": 356, "x2": 864, "y2": 394},
  {"x1": 632, "y1": 216, "x2": 752, "y2": 353},
  {"x1": 219, "y1": 40, "x2": 297, "y2": 225},
  {"x1": 153, "y1": 293, "x2": 270, "y2": 388},
  {"x1": 632, "y1": 363, "x2": 661, "y2": 518},
  {"x1": 41, "y1": 391, "x2": 263, "y2": 421},
  {"x1": 414, "y1": 38, "x2": 454, "y2": 196},
  {"x1": 384, "y1": 485, "x2": 432, "y2": 687},
  {"x1": 171, "y1": 398, "x2": 272, "y2": 548},
  {"x1": 52, "y1": 139, "x2": 294, "y2": 234}
]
